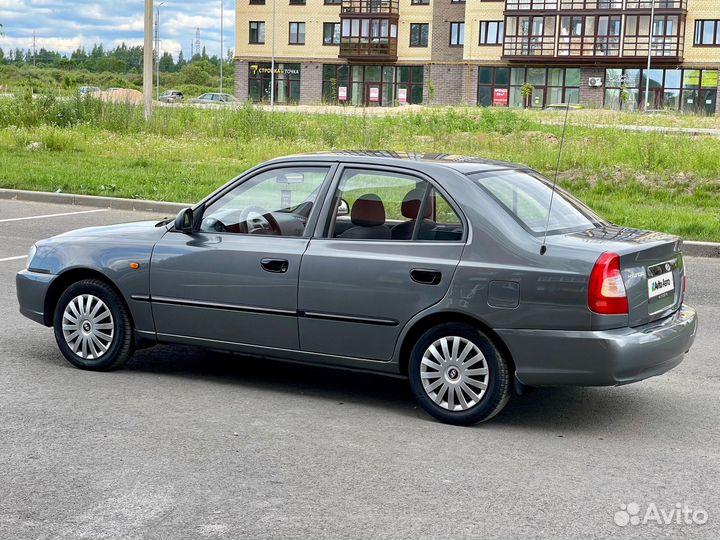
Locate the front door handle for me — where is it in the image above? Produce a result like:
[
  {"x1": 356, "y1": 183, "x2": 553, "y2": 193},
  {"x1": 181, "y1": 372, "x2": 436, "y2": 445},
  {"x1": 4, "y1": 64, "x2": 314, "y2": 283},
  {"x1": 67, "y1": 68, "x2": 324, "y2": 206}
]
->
[
  {"x1": 411, "y1": 269, "x2": 442, "y2": 285},
  {"x1": 261, "y1": 258, "x2": 289, "y2": 274}
]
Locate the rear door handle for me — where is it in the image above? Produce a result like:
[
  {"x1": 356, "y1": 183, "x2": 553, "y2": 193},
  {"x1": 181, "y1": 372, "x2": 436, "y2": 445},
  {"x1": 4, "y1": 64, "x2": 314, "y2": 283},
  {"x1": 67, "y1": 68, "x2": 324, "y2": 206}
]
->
[
  {"x1": 261, "y1": 258, "x2": 289, "y2": 274},
  {"x1": 410, "y1": 269, "x2": 442, "y2": 285}
]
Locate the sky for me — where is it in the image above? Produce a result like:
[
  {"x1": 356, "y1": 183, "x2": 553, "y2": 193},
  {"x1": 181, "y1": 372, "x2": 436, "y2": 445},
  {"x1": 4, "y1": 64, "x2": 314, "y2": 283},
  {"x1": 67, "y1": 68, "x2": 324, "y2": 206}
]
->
[{"x1": 0, "y1": 0, "x2": 235, "y2": 59}]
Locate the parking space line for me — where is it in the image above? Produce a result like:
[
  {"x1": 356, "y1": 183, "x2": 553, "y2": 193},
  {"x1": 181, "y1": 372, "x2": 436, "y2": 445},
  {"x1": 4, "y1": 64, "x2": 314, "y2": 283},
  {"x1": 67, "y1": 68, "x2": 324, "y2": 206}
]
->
[
  {"x1": 0, "y1": 255, "x2": 27, "y2": 263},
  {"x1": 0, "y1": 208, "x2": 108, "y2": 223}
]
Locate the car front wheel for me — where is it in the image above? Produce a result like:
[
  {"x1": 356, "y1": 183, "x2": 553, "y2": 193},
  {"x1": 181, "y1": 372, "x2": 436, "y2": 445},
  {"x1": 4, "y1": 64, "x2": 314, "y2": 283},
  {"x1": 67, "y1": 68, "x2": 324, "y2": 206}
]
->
[
  {"x1": 408, "y1": 323, "x2": 511, "y2": 425},
  {"x1": 53, "y1": 279, "x2": 134, "y2": 371}
]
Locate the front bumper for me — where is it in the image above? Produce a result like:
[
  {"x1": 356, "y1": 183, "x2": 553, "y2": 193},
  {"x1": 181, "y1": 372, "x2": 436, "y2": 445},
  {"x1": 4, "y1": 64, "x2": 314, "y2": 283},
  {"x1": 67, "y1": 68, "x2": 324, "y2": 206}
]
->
[
  {"x1": 16, "y1": 269, "x2": 57, "y2": 326},
  {"x1": 497, "y1": 305, "x2": 698, "y2": 387}
]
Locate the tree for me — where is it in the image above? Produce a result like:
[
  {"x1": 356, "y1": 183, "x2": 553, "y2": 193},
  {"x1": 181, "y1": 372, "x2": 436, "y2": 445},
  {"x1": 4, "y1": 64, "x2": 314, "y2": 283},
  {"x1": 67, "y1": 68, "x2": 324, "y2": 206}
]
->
[
  {"x1": 159, "y1": 51, "x2": 174, "y2": 73},
  {"x1": 520, "y1": 83, "x2": 534, "y2": 109}
]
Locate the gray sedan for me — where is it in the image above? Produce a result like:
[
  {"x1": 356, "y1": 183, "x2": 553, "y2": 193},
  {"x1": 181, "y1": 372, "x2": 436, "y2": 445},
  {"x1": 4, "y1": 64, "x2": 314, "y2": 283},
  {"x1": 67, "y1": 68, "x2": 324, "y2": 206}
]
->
[{"x1": 16, "y1": 152, "x2": 698, "y2": 425}]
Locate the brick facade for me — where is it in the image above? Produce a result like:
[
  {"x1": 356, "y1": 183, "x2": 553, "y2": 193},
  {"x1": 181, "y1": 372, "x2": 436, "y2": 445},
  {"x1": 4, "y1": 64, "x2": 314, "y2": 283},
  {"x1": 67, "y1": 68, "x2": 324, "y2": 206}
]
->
[
  {"x1": 300, "y1": 62, "x2": 323, "y2": 105},
  {"x1": 235, "y1": 60, "x2": 249, "y2": 102},
  {"x1": 431, "y1": 2, "x2": 466, "y2": 63},
  {"x1": 425, "y1": 63, "x2": 475, "y2": 106},
  {"x1": 579, "y1": 67, "x2": 605, "y2": 109}
]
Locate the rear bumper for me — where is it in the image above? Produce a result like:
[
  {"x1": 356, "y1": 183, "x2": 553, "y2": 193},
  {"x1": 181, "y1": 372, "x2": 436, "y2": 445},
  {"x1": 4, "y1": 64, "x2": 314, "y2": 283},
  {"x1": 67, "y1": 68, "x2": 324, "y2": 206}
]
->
[
  {"x1": 497, "y1": 305, "x2": 698, "y2": 387},
  {"x1": 16, "y1": 269, "x2": 57, "y2": 326}
]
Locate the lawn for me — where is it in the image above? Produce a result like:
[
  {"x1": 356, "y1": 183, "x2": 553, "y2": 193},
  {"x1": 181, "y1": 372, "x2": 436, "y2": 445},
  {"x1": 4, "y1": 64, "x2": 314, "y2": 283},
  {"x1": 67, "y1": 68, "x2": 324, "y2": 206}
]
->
[{"x1": 1, "y1": 96, "x2": 719, "y2": 241}]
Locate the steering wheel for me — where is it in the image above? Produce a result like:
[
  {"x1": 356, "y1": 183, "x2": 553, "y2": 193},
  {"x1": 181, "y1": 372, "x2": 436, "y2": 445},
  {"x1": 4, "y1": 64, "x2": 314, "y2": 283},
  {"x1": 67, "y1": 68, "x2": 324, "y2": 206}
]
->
[{"x1": 238, "y1": 206, "x2": 281, "y2": 235}]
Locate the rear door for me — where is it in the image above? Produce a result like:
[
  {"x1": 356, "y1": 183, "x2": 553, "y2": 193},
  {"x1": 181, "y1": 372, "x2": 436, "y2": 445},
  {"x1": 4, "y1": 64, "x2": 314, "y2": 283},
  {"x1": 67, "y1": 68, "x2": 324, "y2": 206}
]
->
[{"x1": 298, "y1": 165, "x2": 466, "y2": 361}]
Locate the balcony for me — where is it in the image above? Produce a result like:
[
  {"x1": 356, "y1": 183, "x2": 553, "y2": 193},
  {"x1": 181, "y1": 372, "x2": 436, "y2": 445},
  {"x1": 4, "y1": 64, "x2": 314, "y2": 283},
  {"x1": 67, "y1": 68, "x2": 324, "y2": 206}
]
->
[
  {"x1": 622, "y1": 35, "x2": 684, "y2": 59},
  {"x1": 341, "y1": 0, "x2": 399, "y2": 15},
  {"x1": 339, "y1": 0, "x2": 399, "y2": 61},
  {"x1": 505, "y1": 0, "x2": 687, "y2": 10},
  {"x1": 503, "y1": 36, "x2": 556, "y2": 57}
]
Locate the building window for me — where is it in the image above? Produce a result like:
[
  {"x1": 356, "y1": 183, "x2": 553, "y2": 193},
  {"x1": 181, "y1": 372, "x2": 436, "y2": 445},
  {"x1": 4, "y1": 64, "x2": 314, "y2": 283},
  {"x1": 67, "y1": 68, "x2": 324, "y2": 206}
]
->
[
  {"x1": 450, "y1": 22, "x2": 464, "y2": 47},
  {"x1": 249, "y1": 0, "x2": 265, "y2": 4},
  {"x1": 558, "y1": 15, "x2": 621, "y2": 56},
  {"x1": 324, "y1": 0, "x2": 341, "y2": 3},
  {"x1": 322, "y1": 64, "x2": 424, "y2": 106},
  {"x1": 323, "y1": 23, "x2": 341, "y2": 45},
  {"x1": 340, "y1": 18, "x2": 399, "y2": 58},
  {"x1": 410, "y1": 23, "x2": 429, "y2": 47},
  {"x1": 289, "y1": 0, "x2": 305, "y2": 4},
  {"x1": 289, "y1": 22, "x2": 306, "y2": 45},
  {"x1": 249, "y1": 21, "x2": 265, "y2": 44},
  {"x1": 624, "y1": 15, "x2": 681, "y2": 57},
  {"x1": 694, "y1": 20, "x2": 720, "y2": 46},
  {"x1": 249, "y1": 63, "x2": 301, "y2": 103},
  {"x1": 504, "y1": 16, "x2": 555, "y2": 56},
  {"x1": 479, "y1": 21, "x2": 504, "y2": 45},
  {"x1": 604, "y1": 68, "x2": 717, "y2": 114},
  {"x1": 411, "y1": 0, "x2": 430, "y2": 4}
]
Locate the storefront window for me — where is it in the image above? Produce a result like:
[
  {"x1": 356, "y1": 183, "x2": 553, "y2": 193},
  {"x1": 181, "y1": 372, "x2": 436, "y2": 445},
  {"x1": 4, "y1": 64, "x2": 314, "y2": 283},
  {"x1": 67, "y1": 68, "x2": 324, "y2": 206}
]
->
[
  {"x1": 322, "y1": 64, "x2": 424, "y2": 106},
  {"x1": 604, "y1": 68, "x2": 718, "y2": 114},
  {"x1": 479, "y1": 67, "x2": 580, "y2": 109},
  {"x1": 248, "y1": 63, "x2": 301, "y2": 104}
]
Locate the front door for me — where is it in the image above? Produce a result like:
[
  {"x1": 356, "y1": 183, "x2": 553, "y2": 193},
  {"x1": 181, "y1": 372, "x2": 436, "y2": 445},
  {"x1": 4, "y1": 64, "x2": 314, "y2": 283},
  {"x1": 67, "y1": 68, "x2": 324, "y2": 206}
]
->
[
  {"x1": 149, "y1": 165, "x2": 332, "y2": 349},
  {"x1": 298, "y1": 166, "x2": 466, "y2": 361}
]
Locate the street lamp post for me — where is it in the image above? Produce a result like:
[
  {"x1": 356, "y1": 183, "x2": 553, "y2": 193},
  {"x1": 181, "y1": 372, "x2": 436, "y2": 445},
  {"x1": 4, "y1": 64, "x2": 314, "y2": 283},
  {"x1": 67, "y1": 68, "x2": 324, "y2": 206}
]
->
[
  {"x1": 270, "y1": 0, "x2": 276, "y2": 109},
  {"x1": 220, "y1": 0, "x2": 224, "y2": 94},
  {"x1": 644, "y1": 0, "x2": 656, "y2": 112},
  {"x1": 156, "y1": 1, "x2": 166, "y2": 101},
  {"x1": 143, "y1": 0, "x2": 153, "y2": 120}
]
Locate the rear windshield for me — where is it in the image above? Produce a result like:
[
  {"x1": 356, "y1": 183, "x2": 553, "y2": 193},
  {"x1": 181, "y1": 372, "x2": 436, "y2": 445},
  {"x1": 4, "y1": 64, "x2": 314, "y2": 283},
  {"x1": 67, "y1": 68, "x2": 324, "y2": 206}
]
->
[{"x1": 470, "y1": 169, "x2": 604, "y2": 236}]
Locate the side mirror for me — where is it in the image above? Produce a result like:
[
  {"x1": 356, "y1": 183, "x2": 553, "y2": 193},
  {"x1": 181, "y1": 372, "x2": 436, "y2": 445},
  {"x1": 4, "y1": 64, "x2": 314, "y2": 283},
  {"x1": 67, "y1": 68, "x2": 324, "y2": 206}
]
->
[
  {"x1": 338, "y1": 198, "x2": 350, "y2": 217},
  {"x1": 174, "y1": 207, "x2": 194, "y2": 234}
]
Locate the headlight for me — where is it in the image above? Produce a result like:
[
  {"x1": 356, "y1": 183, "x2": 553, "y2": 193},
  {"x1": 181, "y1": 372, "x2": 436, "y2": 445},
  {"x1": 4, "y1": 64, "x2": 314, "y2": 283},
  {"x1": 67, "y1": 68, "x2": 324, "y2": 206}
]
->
[{"x1": 27, "y1": 245, "x2": 37, "y2": 269}]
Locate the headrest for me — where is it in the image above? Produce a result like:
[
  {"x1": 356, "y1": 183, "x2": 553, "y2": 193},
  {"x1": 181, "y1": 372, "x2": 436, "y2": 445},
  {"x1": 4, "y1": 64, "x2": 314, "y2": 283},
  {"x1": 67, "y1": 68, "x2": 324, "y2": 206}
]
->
[
  {"x1": 351, "y1": 194, "x2": 386, "y2": 227},
  {"x1": 401, "y1": 188, "x2": 432, "y2": 219}
]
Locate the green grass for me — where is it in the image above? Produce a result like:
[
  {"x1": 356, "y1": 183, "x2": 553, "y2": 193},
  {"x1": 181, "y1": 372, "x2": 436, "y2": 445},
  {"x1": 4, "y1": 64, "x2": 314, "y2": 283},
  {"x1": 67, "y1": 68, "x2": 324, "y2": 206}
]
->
[{"x1": 1, "y1": 96, "x2": 719, "y2": 241}]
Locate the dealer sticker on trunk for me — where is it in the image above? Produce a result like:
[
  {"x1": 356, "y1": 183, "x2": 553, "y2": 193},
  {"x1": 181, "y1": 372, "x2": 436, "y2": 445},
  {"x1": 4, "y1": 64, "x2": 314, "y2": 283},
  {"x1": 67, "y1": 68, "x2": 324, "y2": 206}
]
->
[{"x1": 648, "y1": 271, "x2": 675, "y2": 300}]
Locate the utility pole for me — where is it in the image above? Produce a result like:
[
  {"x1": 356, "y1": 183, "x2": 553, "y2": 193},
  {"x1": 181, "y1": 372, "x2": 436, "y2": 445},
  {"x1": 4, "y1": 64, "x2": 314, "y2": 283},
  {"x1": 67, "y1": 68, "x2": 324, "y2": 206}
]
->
[
  {"x1": 32, "y1": 31, "x2": 36, "y2": 66},
  {"x1": 644, "y1": 0, "x2": 656, "y2": 112},
  {"x1": 144, "y1": 0, "x2": 153, "y2": 120},
  {"x1": 220, "y1": 0, "x2": 224, "y2": 94}
]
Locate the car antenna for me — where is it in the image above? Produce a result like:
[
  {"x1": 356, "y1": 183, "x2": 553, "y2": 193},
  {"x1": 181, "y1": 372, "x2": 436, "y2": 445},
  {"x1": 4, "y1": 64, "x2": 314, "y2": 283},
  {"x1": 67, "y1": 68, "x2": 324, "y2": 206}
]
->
[{"x1": 540, "y1": 103, "x2": 572, "y2": 256}]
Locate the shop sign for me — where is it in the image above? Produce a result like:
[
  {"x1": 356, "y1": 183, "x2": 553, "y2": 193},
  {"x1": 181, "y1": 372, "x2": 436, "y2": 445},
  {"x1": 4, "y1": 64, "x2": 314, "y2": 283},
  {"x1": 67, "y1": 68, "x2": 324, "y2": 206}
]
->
[
  {"x1": 250, "y1": 64, "x2": 300, "y2": 76},
  {"x1": 398, "y1": 88, "x2": 407, "y2": 103},
  {"x1": 493, "y1": 88, "x2": 509, "y2": 106},
  {"x1": 369, "y1": 87, "x2": 380, "y2": 102},
  {"x1": 338, "y1": 86, "x2": 348, "y2": 101}
]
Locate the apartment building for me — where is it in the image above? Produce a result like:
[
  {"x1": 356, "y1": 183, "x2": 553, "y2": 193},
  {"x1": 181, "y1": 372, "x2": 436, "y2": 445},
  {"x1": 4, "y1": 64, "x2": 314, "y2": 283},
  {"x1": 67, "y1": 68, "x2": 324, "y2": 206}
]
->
[{"x1": 234, "y1": 0, "x2": 720, "y2": 112}]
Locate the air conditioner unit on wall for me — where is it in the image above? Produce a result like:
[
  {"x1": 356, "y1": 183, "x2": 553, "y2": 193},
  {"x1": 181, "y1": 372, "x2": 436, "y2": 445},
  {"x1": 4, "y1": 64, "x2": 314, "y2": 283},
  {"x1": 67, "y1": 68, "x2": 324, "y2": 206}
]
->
[{"x1": 588, "y1": 77, "x2": 603, "y2": 88}]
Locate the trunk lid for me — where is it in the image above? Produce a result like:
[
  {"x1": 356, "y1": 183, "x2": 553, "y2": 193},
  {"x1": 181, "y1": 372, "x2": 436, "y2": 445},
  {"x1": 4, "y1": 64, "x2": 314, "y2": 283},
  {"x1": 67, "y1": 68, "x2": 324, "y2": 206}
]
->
[{"x1": 565, "y1": 226, "x2": 685, "y2": 327}]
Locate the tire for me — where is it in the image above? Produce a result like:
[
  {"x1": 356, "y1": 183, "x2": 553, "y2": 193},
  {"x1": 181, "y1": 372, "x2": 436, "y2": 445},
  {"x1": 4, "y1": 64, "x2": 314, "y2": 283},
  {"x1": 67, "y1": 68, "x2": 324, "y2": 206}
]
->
[
  {"x1": 53, "y1": 279, "x2": 134, "y2": 371},
  {"x1": 408, "y1": 323, "x2": 511, "y2": 426}
]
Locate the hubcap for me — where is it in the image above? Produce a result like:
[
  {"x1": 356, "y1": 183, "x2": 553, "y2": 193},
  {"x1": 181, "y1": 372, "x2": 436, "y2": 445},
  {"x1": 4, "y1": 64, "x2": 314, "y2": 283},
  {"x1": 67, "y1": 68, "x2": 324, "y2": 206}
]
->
[
  {"x1": 62, "y1": 294, "x2": 114, "y2": 360},
  {"x1": 420, "y1": 336, "x2": 489, "y2": 412}
]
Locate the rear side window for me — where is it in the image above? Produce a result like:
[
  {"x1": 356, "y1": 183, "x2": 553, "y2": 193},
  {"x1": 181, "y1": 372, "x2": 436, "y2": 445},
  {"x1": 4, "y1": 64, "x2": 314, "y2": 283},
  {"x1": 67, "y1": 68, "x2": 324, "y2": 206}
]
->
[{"x1": 471, "y1": 170, "x2": 602, "y2": 235}]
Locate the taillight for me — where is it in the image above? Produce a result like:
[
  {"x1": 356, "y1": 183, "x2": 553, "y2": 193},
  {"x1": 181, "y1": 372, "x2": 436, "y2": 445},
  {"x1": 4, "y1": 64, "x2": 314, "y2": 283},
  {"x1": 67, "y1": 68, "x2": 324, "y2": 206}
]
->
[{"x1": 588, "y1": 252, "x2": 628, "y2": 315}]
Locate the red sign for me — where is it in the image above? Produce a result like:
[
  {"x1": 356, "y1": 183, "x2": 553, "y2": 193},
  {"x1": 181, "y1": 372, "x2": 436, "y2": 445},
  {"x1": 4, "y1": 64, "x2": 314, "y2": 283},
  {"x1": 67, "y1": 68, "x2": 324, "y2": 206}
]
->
[
  {"x1": 369, "y1": 87, "x2": 380, "y2": 103},
  {"x1": 493, "y1": 88, "x2": 509, "y2": 107},
  {"x1": 398, "y1": 88, "x2": 407, "y2": 103},
  {"x1": 338, "y1": 86, "x2": 347, "y2": 101}
]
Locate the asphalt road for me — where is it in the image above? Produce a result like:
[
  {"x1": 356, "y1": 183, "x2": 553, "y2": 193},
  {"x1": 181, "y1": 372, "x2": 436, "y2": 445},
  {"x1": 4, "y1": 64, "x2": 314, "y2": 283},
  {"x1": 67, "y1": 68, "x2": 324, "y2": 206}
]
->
[{"x1": 0, "y1": 199, "x2": 718, "y2": 539}]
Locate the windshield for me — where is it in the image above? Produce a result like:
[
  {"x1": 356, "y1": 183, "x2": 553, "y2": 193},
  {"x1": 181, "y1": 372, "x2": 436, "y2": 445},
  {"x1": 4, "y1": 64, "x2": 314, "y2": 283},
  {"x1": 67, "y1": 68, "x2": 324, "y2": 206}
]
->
[{"x1": 471, "y1": 169, "x2": 604, "y2": 236}]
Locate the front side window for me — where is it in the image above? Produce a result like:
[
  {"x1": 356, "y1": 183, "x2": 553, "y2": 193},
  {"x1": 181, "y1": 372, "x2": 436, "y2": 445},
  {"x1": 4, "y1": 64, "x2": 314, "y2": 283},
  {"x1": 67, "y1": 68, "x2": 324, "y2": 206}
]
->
[
  {"x1": 695, "y1": 20, "x2": 720, "y2": 46},
  {"x1": 289, "y1": 22, "x2": 306, "y2": 45},
  {"x1": 200, "y1": 167, "x2": 330, "y2": 236},
  {"x1": 410, "y1": 23, "x2": 429, "y2": 47},
  {"x1": 472, "y1": 170, "x2": 602, "y2": 235},
  {"x1": 479, "y1": 21, "x2": 504, "y2": 45},
  {"x1": 326, "y1": 169, "x2": 464, "y2": 242}
]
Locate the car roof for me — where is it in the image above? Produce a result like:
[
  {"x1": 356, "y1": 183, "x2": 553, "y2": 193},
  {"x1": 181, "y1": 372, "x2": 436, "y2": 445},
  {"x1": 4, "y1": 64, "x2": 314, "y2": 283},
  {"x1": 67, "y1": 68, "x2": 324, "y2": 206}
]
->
[{"x1": 272, "y1": 151, "x2": 529, "y2": 175}]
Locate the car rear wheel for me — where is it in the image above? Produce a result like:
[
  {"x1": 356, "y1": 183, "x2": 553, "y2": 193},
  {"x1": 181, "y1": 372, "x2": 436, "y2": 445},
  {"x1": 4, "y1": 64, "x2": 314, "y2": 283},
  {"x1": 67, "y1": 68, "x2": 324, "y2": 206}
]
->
[
  {"x1": 408, "y1": 323, "x2": 511, "y2": 425},
  {"x1": 53, "y1": 279, "x2": 134, "y2": 371}
]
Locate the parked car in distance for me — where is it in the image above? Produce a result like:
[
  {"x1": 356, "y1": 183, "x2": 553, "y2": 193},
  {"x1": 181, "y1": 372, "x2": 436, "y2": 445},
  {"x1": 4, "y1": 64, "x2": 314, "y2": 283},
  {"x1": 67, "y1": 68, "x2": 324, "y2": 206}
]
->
[
  {"x1": 16, "y1": 152, "x2": 698, "y2": 426},
  {"x1": 159, "y1": 90, "x2": 184, "y2": 104},
  {"x1": 190, "y1": 92, "x2": 238, "y2": 105},
  {"x1": 78, "y1": 86, "x2": 100, "y2": 96}
]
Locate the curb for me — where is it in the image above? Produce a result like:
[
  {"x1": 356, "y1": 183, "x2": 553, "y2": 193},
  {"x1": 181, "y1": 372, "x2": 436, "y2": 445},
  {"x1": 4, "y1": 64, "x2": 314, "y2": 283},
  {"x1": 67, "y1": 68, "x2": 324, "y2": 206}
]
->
[
  {"x1": 1, "y1": 188, "x2": 719, "y2": 258},
  {"x1": 0, "y1": 188, "x2": 188, "y2": 214}
]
